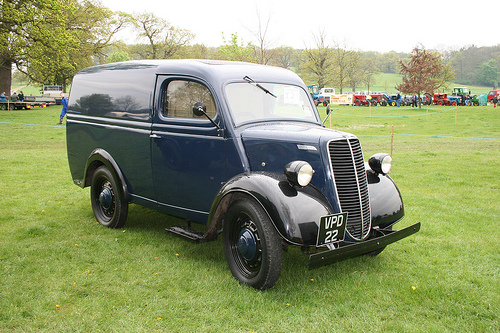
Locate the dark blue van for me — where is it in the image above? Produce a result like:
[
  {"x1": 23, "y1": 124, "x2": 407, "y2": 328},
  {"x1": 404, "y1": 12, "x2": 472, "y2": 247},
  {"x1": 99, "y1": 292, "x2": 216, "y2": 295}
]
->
[{"x1": 66, "y1": 59, "x2": 419, "y2": 290}]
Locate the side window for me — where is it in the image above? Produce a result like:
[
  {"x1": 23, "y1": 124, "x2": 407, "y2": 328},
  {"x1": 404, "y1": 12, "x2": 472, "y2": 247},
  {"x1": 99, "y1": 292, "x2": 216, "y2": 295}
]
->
[{"x1": 162, "y1": 80, "x2": 216, "y2": 119}]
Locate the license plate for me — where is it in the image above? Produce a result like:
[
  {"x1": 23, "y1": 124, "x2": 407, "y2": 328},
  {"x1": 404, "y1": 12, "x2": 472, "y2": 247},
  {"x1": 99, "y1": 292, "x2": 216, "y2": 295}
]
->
[{"x1": 316, "y1": 212, "x2": 347, "y2": 246}]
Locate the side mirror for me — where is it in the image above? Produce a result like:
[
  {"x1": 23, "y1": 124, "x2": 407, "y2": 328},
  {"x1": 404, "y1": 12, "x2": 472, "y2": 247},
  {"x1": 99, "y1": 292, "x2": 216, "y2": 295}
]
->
[
  {"x1": 192, "y1": 102, "x2": 206, "y2": 117},
  {"x1": 322, "y1": 103, "x2": 332, "y2": 126},
  {"x1": 191, "y1": 101, "x2": 223, "y2": 136}
]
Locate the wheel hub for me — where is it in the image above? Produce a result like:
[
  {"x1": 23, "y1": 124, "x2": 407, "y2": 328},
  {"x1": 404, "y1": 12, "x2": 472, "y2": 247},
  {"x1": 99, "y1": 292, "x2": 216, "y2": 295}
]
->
[
  {"x1": 237, "y1": 228, "x2": 257, "y2": 262},
  {"x1": 99, "y1": 185, "x2": 113, "y2": 210}
]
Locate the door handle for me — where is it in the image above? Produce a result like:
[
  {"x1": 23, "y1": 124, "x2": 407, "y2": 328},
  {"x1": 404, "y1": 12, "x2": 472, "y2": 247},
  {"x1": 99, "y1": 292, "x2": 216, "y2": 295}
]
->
[{"x1": 150, "y1": 134, "x2": 161, "y2": 139}]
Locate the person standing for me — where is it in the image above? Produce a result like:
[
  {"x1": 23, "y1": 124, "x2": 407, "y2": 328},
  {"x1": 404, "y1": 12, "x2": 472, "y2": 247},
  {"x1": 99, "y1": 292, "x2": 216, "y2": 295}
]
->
[
  {"x1": 57, "y1": 93, "x2": 68, "y2": 124},
  {"x1": 492, "y1": 96, "x2": 498, "y2": 108}
]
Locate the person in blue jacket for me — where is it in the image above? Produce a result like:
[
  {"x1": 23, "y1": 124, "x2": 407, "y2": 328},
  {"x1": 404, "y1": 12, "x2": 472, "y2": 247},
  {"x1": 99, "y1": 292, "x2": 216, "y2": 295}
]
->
[
  {"x1": 0, "y1": 92, "x2": 7, "y2": 101},
  {"x1": 57, "y1": 93, "x2": 68, "y2": 124}
]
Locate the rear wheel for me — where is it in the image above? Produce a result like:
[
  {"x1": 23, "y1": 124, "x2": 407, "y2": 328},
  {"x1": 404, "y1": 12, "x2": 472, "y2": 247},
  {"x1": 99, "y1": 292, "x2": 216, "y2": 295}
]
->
[
  {"x1": 223, "y1": 195, "x2": 282, "y2": 290},
  {"x1": 90, "y1": 165, "x2": 128, "y2": 228}
]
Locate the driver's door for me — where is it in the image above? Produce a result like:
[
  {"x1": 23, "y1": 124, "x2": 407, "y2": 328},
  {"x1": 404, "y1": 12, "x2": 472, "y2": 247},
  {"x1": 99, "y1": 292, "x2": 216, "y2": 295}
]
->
[{"x1": 150, "y1": 76, "x2": 226, "y2": 223}]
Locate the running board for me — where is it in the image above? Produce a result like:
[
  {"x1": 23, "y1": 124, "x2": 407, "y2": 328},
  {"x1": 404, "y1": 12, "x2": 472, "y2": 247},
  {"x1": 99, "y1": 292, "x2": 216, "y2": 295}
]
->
[{"x1": 166, "y1": 226, "x2": 206, "y2": 243}]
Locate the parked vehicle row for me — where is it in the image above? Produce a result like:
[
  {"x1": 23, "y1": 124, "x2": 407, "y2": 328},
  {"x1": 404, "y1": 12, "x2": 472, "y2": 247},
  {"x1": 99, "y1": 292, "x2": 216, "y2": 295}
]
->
[{"x1": 308, "y1": 85, "x2": 499, "y2": 107}]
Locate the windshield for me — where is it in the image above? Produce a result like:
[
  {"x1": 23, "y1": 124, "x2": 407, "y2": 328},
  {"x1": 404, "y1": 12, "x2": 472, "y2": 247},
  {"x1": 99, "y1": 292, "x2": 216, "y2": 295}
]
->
[{"x1": 225, "y1": 82, "x2": 318, "y2": 126}]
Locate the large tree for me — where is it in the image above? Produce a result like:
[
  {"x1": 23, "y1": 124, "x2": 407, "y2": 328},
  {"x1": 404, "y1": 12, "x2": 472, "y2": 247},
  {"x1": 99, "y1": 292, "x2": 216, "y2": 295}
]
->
[
  {"x1": 1, "y1": 0, "x2": 127, "y2": 93},
  {"x1": 0, "y1": 0, "x2": 71, "y2": 94},
  {"x1": 132, "y1": 12, "x2": 193, "y2": 60},
  {"x1": 396, "y1": 45, "x2": 449, "y2": 108},
  {"x1": 301, "y1": 31, "x2": 334, "y2": 89},
  {"x1": 218, "y1": 33, "x2": 255, "y2": 62}
]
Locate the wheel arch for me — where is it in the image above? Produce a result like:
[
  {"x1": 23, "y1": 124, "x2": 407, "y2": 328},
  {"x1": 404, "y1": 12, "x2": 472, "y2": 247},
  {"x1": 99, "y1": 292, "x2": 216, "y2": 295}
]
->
[
  {"x1": 83, "y1": 149, "x2": 129, "y2": 203},
  {"x1": 206, "y1": 172, "x2": 333, "y2": 245}
]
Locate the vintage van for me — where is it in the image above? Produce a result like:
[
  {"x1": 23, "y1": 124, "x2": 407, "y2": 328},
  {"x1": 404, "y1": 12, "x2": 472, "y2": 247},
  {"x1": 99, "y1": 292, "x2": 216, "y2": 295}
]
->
[{"x1": 66, "y1": 59, "x2": 420, "y2": 290}]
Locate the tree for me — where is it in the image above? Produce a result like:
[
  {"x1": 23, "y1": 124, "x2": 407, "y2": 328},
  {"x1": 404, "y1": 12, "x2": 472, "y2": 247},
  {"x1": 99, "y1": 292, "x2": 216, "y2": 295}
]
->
[
  {"x1": 331, "y1": 43, "x2": 352, "y2": 94},
  {"x1": 396, "y1": 45, "x2": 448, "y2": 108},
  {"x1": 301, "y1": 31, "x2": 334, "y2": 88},
  {"x1": 247, "y1": 10, "x2": 275, "y2": 65},
  {"x1": 218, "y1": 33, "x2": 255, "y2": 62},
  {"x1": 0, "y1": 0, "x2": 72, "y2": 94},
  {"x1": 345, "y1": 50, "x2": 362, "y2": 92},
  {"x1": 269, "y1": 46, "x2": 298, "y2": 69},
  {"x1": 132, "y1": 12, "x2": 193, "y2": 60},
  {"x1": 25, "y1": 1, "x2": 128, "y2": 91},
  {"x1": 476, "y1": 59, "x2": 498, "y2": 87},
  {"x1": 107, "y1": 50, "x2": 131, "y2": 63},
  {"x1": 360, "y1": 58, "x2": 379, "y2": 93}
]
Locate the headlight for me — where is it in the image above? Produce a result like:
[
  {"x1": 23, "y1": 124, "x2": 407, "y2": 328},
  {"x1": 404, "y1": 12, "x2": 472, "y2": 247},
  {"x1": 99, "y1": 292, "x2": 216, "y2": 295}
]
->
[
  {"x1": 369, "y1": 153, "x2": 392, "y2": 175},
  {"x1": 284, "y1": 161, "x2": 314, "y2": 187}
]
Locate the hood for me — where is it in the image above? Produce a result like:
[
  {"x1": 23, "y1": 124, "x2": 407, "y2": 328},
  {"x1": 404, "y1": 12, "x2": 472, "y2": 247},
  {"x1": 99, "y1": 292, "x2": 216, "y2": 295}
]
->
[{"x1": 240, "y1": 122, "x2": 357, "y2": 178}]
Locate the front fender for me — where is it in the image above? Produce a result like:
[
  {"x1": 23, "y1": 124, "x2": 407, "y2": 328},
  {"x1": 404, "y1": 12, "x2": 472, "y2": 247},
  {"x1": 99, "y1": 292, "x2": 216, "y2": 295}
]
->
[
  {"x1": 367, "y1": 169, "x2": 404, "y2": 228},
  {"x1": 207, "y1": 172, "x2": 333, "y2": 245}
]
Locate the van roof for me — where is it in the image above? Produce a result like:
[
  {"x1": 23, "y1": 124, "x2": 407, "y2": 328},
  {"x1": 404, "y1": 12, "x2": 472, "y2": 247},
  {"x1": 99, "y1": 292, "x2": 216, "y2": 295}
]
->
[{"x1": 77, "y1": 59, "x2": 303, "y2": 86}]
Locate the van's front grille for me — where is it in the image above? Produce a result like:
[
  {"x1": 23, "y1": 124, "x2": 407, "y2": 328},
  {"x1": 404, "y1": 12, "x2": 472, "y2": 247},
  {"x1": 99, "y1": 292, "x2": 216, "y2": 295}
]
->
[{"x1": 328, "y1": 139, "x2": 371, "y2": 240}]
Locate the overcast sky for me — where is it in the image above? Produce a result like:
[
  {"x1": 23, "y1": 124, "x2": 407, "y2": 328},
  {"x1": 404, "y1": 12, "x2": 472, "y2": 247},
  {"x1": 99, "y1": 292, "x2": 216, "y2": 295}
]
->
[{"x1": 99, "y1": 0, "x2": 497, "y2": 53}]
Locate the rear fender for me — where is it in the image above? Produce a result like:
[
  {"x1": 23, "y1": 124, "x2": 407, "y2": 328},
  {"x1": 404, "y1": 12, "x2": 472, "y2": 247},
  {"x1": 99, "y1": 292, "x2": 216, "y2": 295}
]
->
[{"x1": 83, "y1": 148, "x2": 129, "y2": 202}]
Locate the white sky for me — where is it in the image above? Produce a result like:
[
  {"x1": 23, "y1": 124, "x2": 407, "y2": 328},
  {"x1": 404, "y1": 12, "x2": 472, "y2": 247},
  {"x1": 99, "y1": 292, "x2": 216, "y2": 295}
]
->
[{"x1": 99, "y1": 0, "x2": 498, "y2": 53}]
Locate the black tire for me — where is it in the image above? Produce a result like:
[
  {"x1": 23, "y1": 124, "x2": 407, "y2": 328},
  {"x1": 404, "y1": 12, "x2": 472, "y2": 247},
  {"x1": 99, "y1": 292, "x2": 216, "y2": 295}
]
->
[
  {"x1": 90, "y1": 165, "x2": 128, "y2": 228},
  {"x1": 223, "y1": 195, "x2": 282, "y2": 290}
]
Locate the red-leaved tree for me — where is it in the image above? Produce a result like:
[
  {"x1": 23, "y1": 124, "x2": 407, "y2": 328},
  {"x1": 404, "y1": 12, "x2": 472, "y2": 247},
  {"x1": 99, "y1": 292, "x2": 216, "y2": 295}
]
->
[{"x1": 396, "y1": 45, "x2": 448, "y2": 108}]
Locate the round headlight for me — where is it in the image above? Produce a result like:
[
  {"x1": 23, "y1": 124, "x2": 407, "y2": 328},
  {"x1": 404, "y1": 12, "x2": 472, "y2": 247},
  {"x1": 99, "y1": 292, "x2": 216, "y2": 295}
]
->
[
  {"x1": 369, "y1": 153, "x2": 392, "y2": 175},
  {"x1": 284, "y1": 161, "x2": 314, "y2": 187}
]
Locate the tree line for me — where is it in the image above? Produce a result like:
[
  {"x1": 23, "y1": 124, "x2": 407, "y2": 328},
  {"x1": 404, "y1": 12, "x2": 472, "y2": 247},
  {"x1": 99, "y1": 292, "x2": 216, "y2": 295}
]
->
[{"x1": 1, "y1": 0, "x2": 499, "y2": 95}]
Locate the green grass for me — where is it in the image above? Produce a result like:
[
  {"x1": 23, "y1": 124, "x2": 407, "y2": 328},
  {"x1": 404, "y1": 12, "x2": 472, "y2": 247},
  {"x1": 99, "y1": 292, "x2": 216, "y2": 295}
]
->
[{"x1": 1, "y1": 104, "x2": 499, "y2": 332}]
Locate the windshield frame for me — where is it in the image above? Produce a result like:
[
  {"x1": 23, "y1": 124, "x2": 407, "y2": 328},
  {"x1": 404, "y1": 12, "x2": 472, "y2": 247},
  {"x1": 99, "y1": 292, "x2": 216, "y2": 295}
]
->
[{"x1": 223, "y1": 80, "x2": 320, "y2": 127}]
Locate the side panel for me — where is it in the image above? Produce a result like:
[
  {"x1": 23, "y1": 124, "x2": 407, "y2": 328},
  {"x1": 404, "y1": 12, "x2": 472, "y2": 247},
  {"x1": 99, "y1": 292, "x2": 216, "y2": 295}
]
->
[{"x1": 66, "y1": 65, "x2": 156, "y2": 202}]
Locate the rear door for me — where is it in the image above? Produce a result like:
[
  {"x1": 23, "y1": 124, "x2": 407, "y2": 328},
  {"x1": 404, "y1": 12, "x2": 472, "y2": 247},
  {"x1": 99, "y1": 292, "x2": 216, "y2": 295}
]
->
[{"x1": 150, "y1": 75, "x2": 226, "y2": 223}]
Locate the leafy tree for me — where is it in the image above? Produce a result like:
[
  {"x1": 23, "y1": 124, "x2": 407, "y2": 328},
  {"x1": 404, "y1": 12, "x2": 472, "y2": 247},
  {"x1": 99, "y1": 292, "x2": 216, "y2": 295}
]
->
[
  {"x1": 107, "y1": 50, "x2": 131, "y2": 63},
  {"x1": 345, "y1": 50, "x2": 362, "y2": 91},
  {"x1": 0, "y1": 0, "x2": 73, "y2": 94},
  {"x1": 331, "y1": 44, "x2": 352, "y2": 93},
  {"x1": 376, "y1": 51, "x2": 401, "y2": 73},
  {"x1": 476, "y1": 59, "x2": 498, "y2": 87},
  {"x1": 269, "y1": 46, "x2": 298, "y2": 69},
  {"x1": 300, "y1": 31, "x2": 334, "y2": 89},
  {"x1": 218, "y1": 33, "x2": 255, "y2": 62},
  {"x1": 360, "y1": 58, "x2": 379, "y2": 93},
  {"x1": 132, "y1": 12, "x2": 193, "y2": 60},
  {"x1": 396, "y1": 45, "x2": 449, "y2": 108}
]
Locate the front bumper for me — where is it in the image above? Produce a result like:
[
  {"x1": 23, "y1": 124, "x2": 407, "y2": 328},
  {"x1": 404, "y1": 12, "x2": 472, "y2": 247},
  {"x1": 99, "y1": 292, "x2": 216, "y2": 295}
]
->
[{"x1": 309, "y1": 222, "x2": 421, "y2": 269}]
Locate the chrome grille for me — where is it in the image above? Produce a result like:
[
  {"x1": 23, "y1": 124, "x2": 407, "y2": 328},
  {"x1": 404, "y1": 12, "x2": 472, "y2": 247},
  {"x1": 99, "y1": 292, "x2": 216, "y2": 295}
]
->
[{"x1": 328, "y1": 139, "x2": 371, "y2": 240}]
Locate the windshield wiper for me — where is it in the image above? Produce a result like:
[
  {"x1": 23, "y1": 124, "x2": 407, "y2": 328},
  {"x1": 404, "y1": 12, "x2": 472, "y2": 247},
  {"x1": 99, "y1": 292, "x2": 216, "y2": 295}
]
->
[{"x1": 243, "y1": 76, "x2": 276, "y2": 98}]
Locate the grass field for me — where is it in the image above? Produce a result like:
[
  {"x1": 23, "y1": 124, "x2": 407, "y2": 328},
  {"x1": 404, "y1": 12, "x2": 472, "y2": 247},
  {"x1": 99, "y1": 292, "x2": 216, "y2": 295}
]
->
[{"x1": 0, "y1": 104, "x2": 499, "y2": 332}]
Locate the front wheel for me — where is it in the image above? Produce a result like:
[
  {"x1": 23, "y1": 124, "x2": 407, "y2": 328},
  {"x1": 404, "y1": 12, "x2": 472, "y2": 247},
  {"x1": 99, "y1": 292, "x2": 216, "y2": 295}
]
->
[
  {"x1": 90, "y1": 165, "x2": 128, "y2": 228},
  {"x1": 223, "y1": 195, "x2": 282, "y2": 290}
]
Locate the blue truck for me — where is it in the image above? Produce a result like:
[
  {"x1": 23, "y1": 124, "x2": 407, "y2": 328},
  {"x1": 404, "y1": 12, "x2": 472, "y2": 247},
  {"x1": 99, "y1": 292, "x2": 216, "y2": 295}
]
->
[{"x1": 66, "y1": 60, "x2": 419, "y2": 290}]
